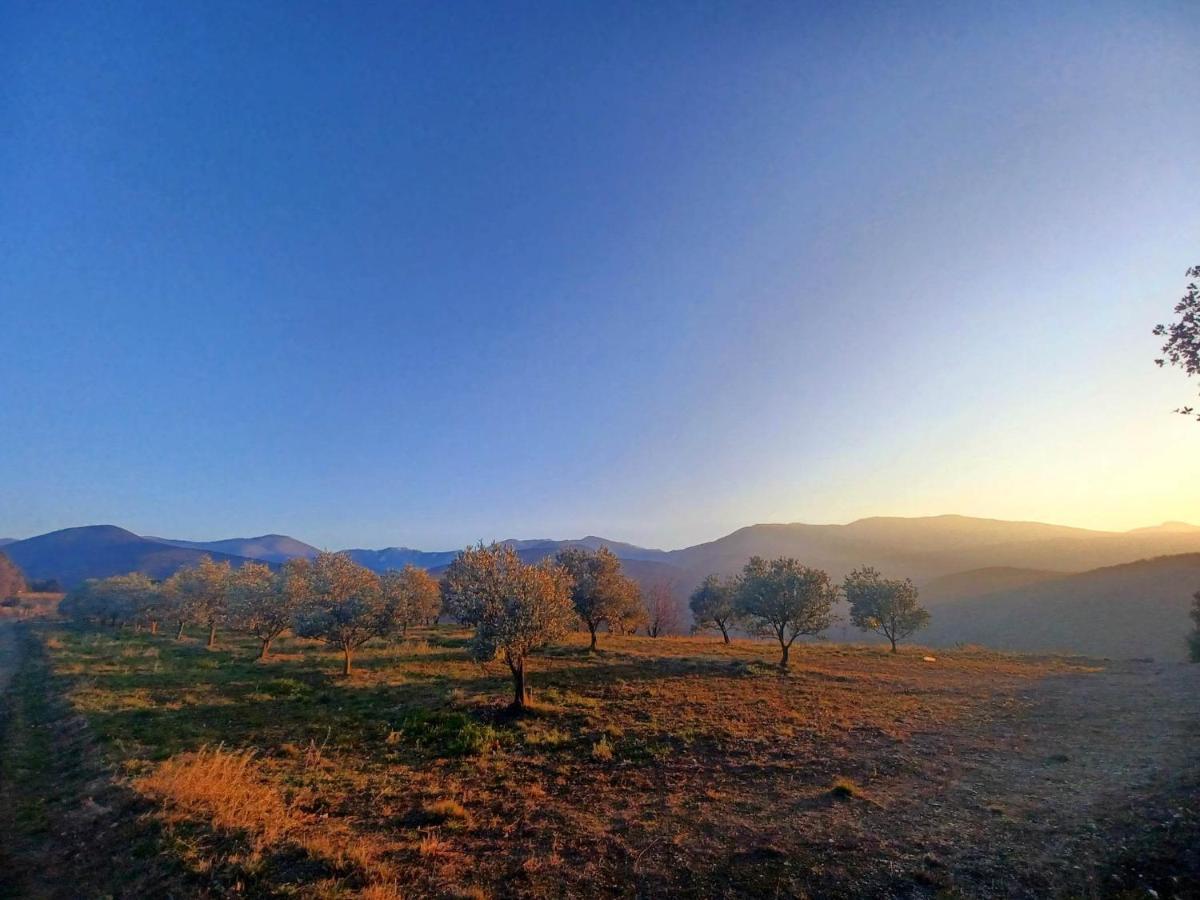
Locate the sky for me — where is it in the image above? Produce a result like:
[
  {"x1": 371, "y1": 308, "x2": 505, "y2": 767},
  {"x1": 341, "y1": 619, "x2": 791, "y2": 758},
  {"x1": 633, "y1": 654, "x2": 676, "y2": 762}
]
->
[{"x1": 2, "y1": 1, "x2": 1198, "y2": 550}]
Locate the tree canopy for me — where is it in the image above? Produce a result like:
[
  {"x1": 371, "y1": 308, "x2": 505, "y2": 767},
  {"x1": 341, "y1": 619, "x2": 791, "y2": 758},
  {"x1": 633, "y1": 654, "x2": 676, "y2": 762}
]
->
[
  {"x1": 1154, "y1": 264, "x2": 1200, "y2": 419},
  {"x1": 164, "y1": 556, "x2": 232, "y2": 648},
  {"x1": 228, "y1": 559, "x2": 309, "y2": 660},
  {"x1": 293, "y1": 552, "x2": 387, "y2": 675},
  {"x1": 555, "y1": 546, "x2": 642, "y2": 650},
  {"x1": 735, "y1": 556, "x2": 837, "y2": 668},
  {"x1": 0, "y1": 552, "x2": 26, "y2": 600},
  {"x1": 842, "y1": 566, "x2": 930, "y2": 652},
  {"x1": 689, "y1": 573, "x2": 740, "y2": 643},
  {"x1": 380, "y1": 564, "x2": 442, "y2": 635},
  {"x1": 444, "y1": 543, "x2": 575, "y2": 708}
]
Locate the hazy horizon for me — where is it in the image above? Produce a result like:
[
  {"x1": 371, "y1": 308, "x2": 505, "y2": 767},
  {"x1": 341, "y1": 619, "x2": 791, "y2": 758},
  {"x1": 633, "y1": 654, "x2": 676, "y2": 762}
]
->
[
  {"x1": 4, "y1": 1, "x2": 1199, "y2": 549},
  {"x1": 3, "y1": 510, "x2": 1197, "y2": 554}
]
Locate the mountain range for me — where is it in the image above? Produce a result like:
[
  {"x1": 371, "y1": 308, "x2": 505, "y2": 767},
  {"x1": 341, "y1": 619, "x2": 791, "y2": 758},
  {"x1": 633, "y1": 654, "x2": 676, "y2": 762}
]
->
[{"x1": 3, "y1": 515, "x2": 1199, "y2": 659}]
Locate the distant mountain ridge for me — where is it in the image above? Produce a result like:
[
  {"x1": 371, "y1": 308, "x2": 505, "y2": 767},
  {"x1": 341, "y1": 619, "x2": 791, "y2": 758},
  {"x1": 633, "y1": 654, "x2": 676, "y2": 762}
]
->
[
  {"x1": 7, "y1": 515, "x2": 1200, "y2": 590},
  {"x1": 1, "y1": 526, "x2": 257, "y2": 588},
  {"x1": 5, "y1": 516, "x2": 1200, "y2": 660}
]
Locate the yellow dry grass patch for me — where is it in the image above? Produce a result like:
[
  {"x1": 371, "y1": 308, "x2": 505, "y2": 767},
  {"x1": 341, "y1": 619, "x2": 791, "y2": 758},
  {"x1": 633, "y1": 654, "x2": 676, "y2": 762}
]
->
[{"x1": 135, "y1": 745, "x2": 292, "y2": 843}]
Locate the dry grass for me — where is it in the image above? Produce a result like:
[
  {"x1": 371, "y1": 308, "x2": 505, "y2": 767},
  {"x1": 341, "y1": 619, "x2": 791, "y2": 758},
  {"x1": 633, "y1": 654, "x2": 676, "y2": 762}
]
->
[
  {"x1": 36, "y1": 624, "x2": 1178, "y2": 898},
  {"x1": 135, "y1": 745, "x2": 293, "y2": 843}
]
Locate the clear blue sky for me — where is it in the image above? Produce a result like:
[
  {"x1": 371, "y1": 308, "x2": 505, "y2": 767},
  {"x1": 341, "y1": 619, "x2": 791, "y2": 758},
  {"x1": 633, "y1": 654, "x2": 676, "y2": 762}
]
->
[{"x1": 3, "y1": 1, "x2": 1198, "y2": 549}]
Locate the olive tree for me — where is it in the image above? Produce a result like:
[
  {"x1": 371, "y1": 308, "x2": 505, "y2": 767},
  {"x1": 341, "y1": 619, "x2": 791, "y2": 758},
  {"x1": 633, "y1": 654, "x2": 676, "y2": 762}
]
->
[
  {"x1": 689, "y1": 574, "x2": 740, "y2": 643},
  {"x1": 735, "y1": 556, "x2": 837, "y2": 668},
  {"x1": 61, "y1": 579, "x2": 110, "y2": 625},
  {"x1": 1154, "y1": 264, "x2": 1200, "y2": 420},
  {"x1": 555, "y1": 546, "x2": 642, "y2": 650},
  {"x1": 111, "y1": 572, "x2": 162, "y2": 633},
  {"x1": 294, "y1": 552, "x2": 386, "y2": 675},
  {"x1": 842, "y1": 567, "x2": 930, "y2": 653},
  {"x1": 164, "y1": 556, "x2": 232, "y2": 648},
  {"x1": 380, "y1": 564, "x2": 442, "y2": 636},
  {"x1": 443, "y1": 543, "x2": 574, "y2": 709},
  {"x1": 229, "y1": 559, "x2": 309, "y2": 660},
  {"x1": 0, "y1": 552, "x2": 25, "y2": 601}
]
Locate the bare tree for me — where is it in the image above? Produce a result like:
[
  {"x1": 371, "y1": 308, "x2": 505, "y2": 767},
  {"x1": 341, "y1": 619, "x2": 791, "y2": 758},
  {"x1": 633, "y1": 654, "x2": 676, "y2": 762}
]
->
[
  {"x1": 443, "y1": 543, "x2": 574, "y2": 709},
  {"x1": 735, "y1": 556, "x2": 837, "y2": 668},
  {"x1": 843, "y1": 567, "x2": 930, "y2": 653},
  {"x1": 643, "y1": 581, "x2": 683, "y2": 637}
]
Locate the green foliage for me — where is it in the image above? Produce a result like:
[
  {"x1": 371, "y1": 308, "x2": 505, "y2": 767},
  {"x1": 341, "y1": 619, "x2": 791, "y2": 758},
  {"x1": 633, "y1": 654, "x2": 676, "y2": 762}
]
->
[
  {"x1": 555, "y1": 546, "x2": 643, "y2": 647},
  {"x1": 1154, "y1": 264, "x2": 1200, "y2": 419},
  {"x1": 380, "y1": 564, "x2": 443, "y2": 634},
  {"x1": 843, "y1": 566, "x2": 930, "y2": 652},
  {"x1": 689, "y1": 573, "x2": 740, "y2": 642},
  {"x1": 443, "y1": 543, "x2": 575, "y2": 706},
  {"x1": 396, "y1": 710, "x2": 506, "y2": 757},
  {"x1": 61, "y1": 572, "x2": 160, "y2": 627},
  {"x1": 228, "y1": 559, "x2": 309, "y2": 657},
  {"x1": 292, "y1": 552, "x2": 387, "y2": 673},
  {"x1": 164, "y1": 556, "x2": 232, "y2": 644},
  {"x1": 735, "y1": 556, "x2": 837, "y2": 667}
]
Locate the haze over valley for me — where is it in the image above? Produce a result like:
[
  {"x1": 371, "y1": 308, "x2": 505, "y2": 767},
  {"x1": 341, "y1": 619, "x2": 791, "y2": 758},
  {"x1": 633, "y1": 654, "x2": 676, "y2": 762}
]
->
[{"x1": 6, "y1": 513, "x2": 1200, "y2": 660}]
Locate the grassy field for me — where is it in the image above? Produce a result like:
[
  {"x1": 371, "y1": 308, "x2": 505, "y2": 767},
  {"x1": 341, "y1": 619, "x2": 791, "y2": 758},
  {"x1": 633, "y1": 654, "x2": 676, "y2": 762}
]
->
[{"x1": 1, "y1": 622, "x2": 1197, "y2": 899}]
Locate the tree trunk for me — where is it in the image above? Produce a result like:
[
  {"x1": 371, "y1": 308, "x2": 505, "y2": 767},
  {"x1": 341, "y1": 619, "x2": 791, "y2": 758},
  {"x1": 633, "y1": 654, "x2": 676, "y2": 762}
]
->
[
  {"x1": 889, "y1": 637, "x2": 897, "y2": 653},
  {"x1": 207, "y1": 623, "x2": 217, "y2": 649},
  {"x1": 259, "y1": 636, "x2": 272, "y2": 660},
  {"x1": 176, "y1": 620, "x2": 185, "y2": 640},
  {"x1": 342, "y1": 645, "x2": 353, "y2": 676},
  {"x1": 719, "y1": 623, "x2": 730, "y2": 644},
  {"x1": 779, "y1": 640, "x2": 790, "y2": 669},
  {"x1": 149, "y1": 620, "x2": 158, "y2": 636},
  {"x1": 588, "y1": 625, "x2": 598, "y2": 651},
  {"x1": 511, "y1": 662, "x2": 529, "y2": 709}
]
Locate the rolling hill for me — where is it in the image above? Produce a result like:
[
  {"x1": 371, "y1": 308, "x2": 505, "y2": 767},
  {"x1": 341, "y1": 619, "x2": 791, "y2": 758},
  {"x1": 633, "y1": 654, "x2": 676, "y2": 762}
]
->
[
  {"x1": 664, "y1": 515, "x2": 1200, "y2": 585},
  {"x1": 145, "y1": 533, "x2": 321, "y2": 563},
  {"x1": 1, "y1": 526, "x2": 258, "y2": 588},
  {"x1": 919, "y1": 567, "x2": 1069, "y2": 606},
  {"x1": 921, "y1": 554, "x2": 1200, "y2": 661}
]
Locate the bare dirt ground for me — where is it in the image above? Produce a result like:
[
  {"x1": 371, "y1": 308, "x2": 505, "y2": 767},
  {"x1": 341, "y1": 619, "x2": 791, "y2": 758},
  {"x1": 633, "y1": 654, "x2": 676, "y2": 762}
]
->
[
  {"x1": 826, "y1": 660, "x2": 1200, "y2": 897},
  {"x1": 0, "y1": 626, "x2": 1197, "y2": 898}
]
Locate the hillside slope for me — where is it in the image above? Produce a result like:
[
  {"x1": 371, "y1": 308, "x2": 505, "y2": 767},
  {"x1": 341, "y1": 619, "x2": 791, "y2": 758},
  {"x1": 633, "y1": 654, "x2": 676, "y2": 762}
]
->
[
  {"x1": 667, "y1": 515, "x2": 1200, "y2": 584},
  {"x1": 147, "y1": 534, "x2": 320, "y2": 563},
  {"x1": 2, "y1": 526, "x2": 257, "y2": 588},
  {"x1": 921, "y1": 554, "x2": 1200, "y2": 661},
  {"x1": 920, "y1": 567, "x2": 1068, "y2": 606}
]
